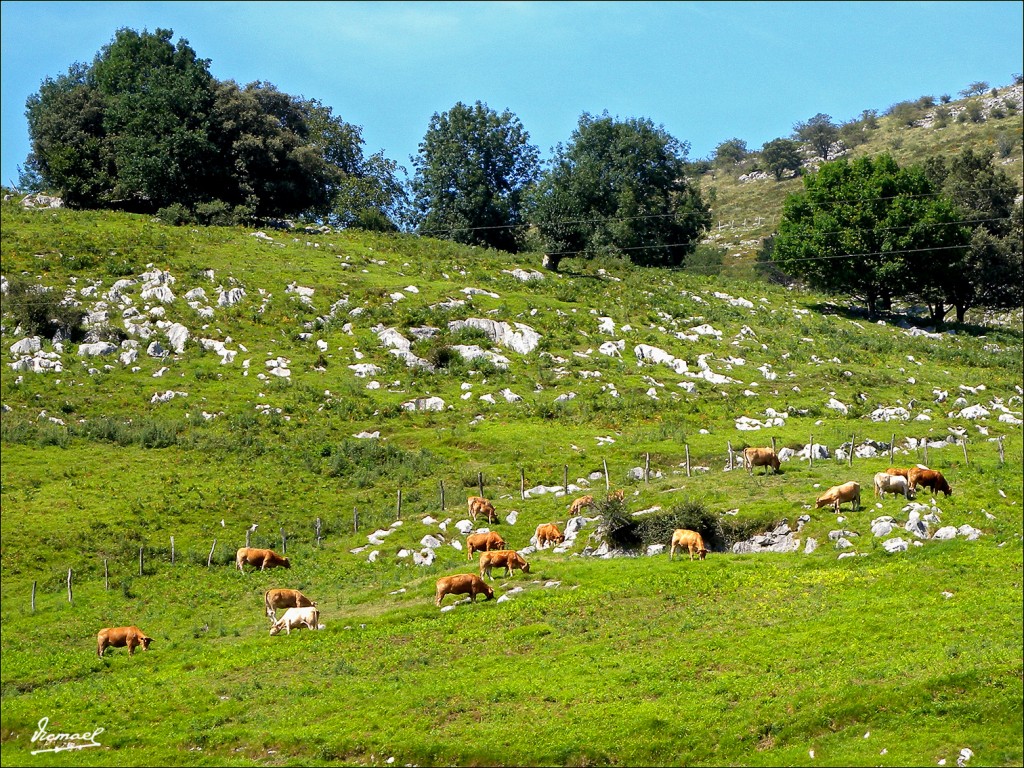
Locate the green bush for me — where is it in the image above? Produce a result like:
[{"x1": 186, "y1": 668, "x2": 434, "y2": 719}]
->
[
  {"x1": 3, "y1": 277, "x2": 85, "y2": 341},
  {"x1": 600, "y1": 497, "x2": 725, "y2": 551}
]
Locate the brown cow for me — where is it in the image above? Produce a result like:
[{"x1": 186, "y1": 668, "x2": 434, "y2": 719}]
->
[
  {"x1": 236, "y1": 547, "x2": 290, "y2": 573},
  {"x1": 435, "y1": 573, "x2": 494, "y2": 607},
  {"x1": 264, "y1": 588, "x2": 316, "y2": 621},
  {"x1": 466, "y1": 531, "x2": 507, "y2": 560},
  {"x1": 743, "y1": 446, "x2": 781, "y2": 475},
  {"x1": 467, "y1": 496, "x2": 498, "y2": 523},
  {"x1": 670, "y1": 529, "x2": 708, "y2": 561},
  {"x1": 815, "y1": 481, "x2": 861, "y2": 513},
  {"x1": 479, "y1": 550, "x2": 531, "y2": 580},
  {"x1": 535, "y1": 522, "x2": 565, "y2": 548},
  {"x1": 97, "y1": 626, "x2": 153, "y2": 658},
  {"x1": 569, "y1": 490, "x2": 624, "y2": 515},
  {"x1": 908, "y1": 468, "x2": 952, "y2": 496},
  {"x1": 568, "y1": 494, "x2": 595, "y2": 516},
  {"x1": 885, "y1": 467, "x2": 910, "y2": 479}
]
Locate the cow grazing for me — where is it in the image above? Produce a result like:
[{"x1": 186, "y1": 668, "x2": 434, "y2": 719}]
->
[
  {"x1": 815, "y1": 481, "x2": 861, "y2": 513},
  {"x1": 743, "y1": 447, "x2": 781, "y2": 475},
  {"x1": 670, "y1": 529, "x2": 708, "y2": 561},
  {"x1": 236, "y1": 547, "x2": 290, "y2": 573},
  {"x1": 467, "y1": 496, "x2": 498, "y2": 524},
  {"x1": 466, "y1": 531, "x2": 507, "y2": 560},
  {"x1": 435, "y1": 573, "x2": 494, "y2": 607},
  {"x1": 874, "y1": 472, "x2": 914, "y2": 500},
  {"x1": 269, "y1": 606, "x2": 320, "y2": 636},
  {"x1": 535, "y1": 522, "x2": 565, "y2": 548},
  {"x1": 908, "y1": 468, "x2": 952, "y2": 496},
  {"x1": 569, "y1": 489, "x2": 624, "y2": 516},
  {"x1": 479, "y1": 550, "x2": 531, "y2": 580},
  {"x1": 97, "y1": 626, "x2": 153, "y2": 658},
  {"x1": 264, "y1": 588, "x2": 316, "y2": 621},
  {"x1": 568, "y1": 494, "x2": 595, "y2": 516}
]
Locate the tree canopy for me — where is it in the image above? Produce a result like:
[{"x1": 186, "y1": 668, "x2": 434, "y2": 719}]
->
[
  {"x1": 793, "y1": 113, "x2": 840, "y2": 161},
  {"x1": 24, "y1": 27, "x2": 399, "y2": 227},
  {"x1": 760, "y1": 138, "x2": 802, "y2": 180},
  {"x1": 409, "y1": 101, "x2": 539, "y2": 252},
  {"x1": 771, "y1": 154, "x2": 968, "y2": 319},
  {"x1": 526, "y1": 112, "x2": 711, "y2": 268}
]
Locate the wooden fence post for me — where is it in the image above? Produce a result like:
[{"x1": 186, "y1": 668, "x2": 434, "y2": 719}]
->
[
  {"x1": 727, "y1": 441, "x2": 733, "y2": 470},
  {"x1": 521, "y1": 467, "x2": 526, "y2": 500},
  {"x1": 246, "y1": 528, "x2": 251, "y2": 548},
  {"x1": 315, "y1": 517, "x2": 322, "y2": 547},
  {"x1": 207, "y1": 539, "x2": 217, "y2": 568},
  {"x1": 31, "y1": 581, "x2": 36, "y2": 613},
  {"x1": 809, "y1": 435, "x2": 814, "y2": 468},
  {"x1": 962, "y1": 437, "x2": 969, "y2": 466},
  {"x1": 849, "y1": 434, "x2": 855, "y2": 467},
  {"x1": 890, "y1": 433, "x2": 896, "y2": 465},
  {"x1": 67, "y1": 568, "x2": 72, "y2": 603},
  {"x1": 771, "y1": 436, "x2": 777, "y2": 454},
  {"x1": 139, "y1": 546, "x2": 144, "y2": 577},
  {"x1": 353, "y1": 508, "x2": 359, "y2": 534},
  {"x1": 478, "y1": 472, "x2": 484, "y2": 499},
  {"x1": 170, "y1": 535, "x2": 175, "y2": 564},
  {"x1": 280, "y1": 528, "x2": 287, "y2": 555},
  {"x1": 644, "y1": 453, "x2": 650, "y2": 484},
  {"x1": 998, "y1": 436, "x2": 1005, "y2": 465},
  {"x1": 563, "y1": 464, "x2": 568, "y2": 495},
  {"x1": 104, "y1": 559, "x2": 109, "y2": 590},
  {"x1": 396, "y1": 488, "x2": 402, "y2": 520},
  {"x1": 603, "y1": 459, "x2": 609, "y2": 490},
  {"x1": 923, "y1": 438, "x2": 928, "y2": 465},
  {"x1": 440, "y1": 480, "x2": 445, "y2": 511},
  {"x1": 685, "y1": 444, "x2": 691, "y2": 478}
]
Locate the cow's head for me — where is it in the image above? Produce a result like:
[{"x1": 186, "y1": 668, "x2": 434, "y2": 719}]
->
[
  {"x1": 520, "y1": 561, "x2": 531, "y2": 574},
  {"x1": 140, "y1": 635, "x2": 154, "y2": 651},
  {"x1": 282, "y1": 557, "x2": 291, "y2": 569},
  {"x1": 269, "y1": 621, "x2": 284, "y2": 636}
]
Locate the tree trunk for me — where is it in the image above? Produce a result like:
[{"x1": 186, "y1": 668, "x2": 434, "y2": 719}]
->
[
  {"x1": 542, "y1": 253, "x2": 563, "y2": 272},
  {"x1": 955, "y1": 303, "x2": 967, "y2": 324}
]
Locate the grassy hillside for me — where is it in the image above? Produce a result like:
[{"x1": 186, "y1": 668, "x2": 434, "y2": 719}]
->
[
  {"x1": 699, "y1": 81, "x2": 1024, "y2": 276},
  {"x1": 1, "y1": 192, "x2": 1022, "y2": 766}
]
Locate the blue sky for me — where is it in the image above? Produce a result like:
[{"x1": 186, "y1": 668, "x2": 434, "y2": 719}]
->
[{"x1": 2, "y1": 1, "x2": 1022, "y2": 188}]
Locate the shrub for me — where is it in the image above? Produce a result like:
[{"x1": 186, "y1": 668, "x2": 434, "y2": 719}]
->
[
  {"x1": 156, "y1": 203, "x2": 192, "y2": 226},
  {"x1": 4, "y1": 277, "x2": 85, "y2": 341},
  {"x1": 600, "y1": 497, "x2": 724, "y2": 551},
  {"x1": 940, "y1": 94, "x2": 952, "y2": 104},
  {"x1": 964, "y1": 102, "x2": 985, "y2": 123},
  {"x1": 194, "y1": 200, "x2": 238, "y2": 227}
]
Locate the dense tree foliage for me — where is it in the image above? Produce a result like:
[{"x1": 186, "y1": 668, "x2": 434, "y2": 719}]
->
[
  {"x1": 760, "y1": 138, "x2": 802, "y2": 180},
  {"x1": 921, "y1": 147, "x2": 1023, "y2": 321},
  {"x1": 713, "y1": 138, "x2": 748, "y2": 167},
  {"x1": 24, "y1": 27, "x2": 399, "y2": 227},
  {"x1": 771, "y1": 154, "x2": 968, "y2": 319},
  {"x1": 409, "y1": 101, "x2": 539, "y2": 252},
  {"x1": 526, "y1": 112, "x2": 711, "y2": 268},
  {"x1": 793, "y1": 113, "x2": 840, "y2": 161}
]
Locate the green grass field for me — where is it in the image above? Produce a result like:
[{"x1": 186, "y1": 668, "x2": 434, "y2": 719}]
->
[{"x1": 1, "y1": 199, "x2": 1021, "y2": 766}]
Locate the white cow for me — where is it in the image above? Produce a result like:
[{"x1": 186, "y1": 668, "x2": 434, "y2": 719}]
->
[
  {"x1": 873, "y1": 472, "x2": 914, "y2": 500},
  {"x1": 268, "y1": 606, "x2": 320, "y2": 636}
]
